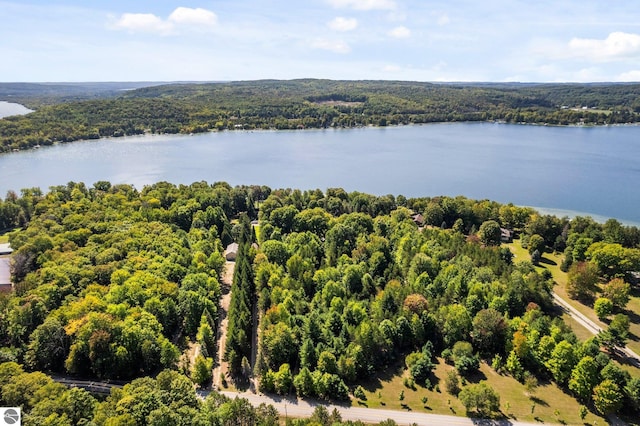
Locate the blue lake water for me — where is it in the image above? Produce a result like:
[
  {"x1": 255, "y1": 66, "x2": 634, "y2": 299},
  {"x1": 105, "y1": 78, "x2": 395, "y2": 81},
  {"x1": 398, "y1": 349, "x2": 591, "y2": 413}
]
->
[
  {"x1": 0, "y1": 123, "x2": 639, "y2": 225},
  {"x1": 0, "y1": 101, "x2": 33, "y2": 118}
]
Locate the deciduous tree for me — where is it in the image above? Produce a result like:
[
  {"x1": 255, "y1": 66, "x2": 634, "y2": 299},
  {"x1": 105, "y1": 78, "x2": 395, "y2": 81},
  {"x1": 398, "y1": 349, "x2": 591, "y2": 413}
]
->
[
  {"x1": 459, "y1": 382, "x2": 501, "y2": 415},
  {"x1": 601, "y1": 278, "x2": 630, "y2": 311},
  {"x1": 478, "y1": 220, "x2": 501, "y2": 246},
  {"x1": 471, "y1": 308, "x2": 507, "y2": 356},
  {"x1": 592, "y1": 379, "x2": 623, "y2": 414},
  {"x1": 594, "y1": 298, "x2": 613, "y2": 320},
  {"x1": 566, "y1": 262, "x2": 599, "y2": 301},
  {"x1": 569, "y1": 356, "x2": 599, "y2": 401}
]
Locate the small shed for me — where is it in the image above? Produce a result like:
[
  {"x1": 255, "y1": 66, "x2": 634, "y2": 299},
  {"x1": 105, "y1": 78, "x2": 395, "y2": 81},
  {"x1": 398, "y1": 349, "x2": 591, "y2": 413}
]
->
[
  {"x1": 224, "y1": 243, "x2": 239, "y2": 261},
  {"x1": 0, "y1": 244, "x2": 12, "y2": 255}
]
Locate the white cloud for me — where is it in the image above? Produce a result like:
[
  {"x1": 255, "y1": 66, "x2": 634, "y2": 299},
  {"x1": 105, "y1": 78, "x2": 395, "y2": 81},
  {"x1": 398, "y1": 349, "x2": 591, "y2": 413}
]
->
[
  {"x1": 569, "y1": 32, "x2": 640, "y2": 61},
  {"x1": 388, "y1": 26, "x2": 410, "y2": 38},
  {"x1": 437, "y1": 14, "x2": 450, "y2": 26},
  {"x1": 617, "y1": 70, "x2": 640, "y2": 81},
  {"x1": 111, "y1": 7, "x2": 217, "y2": 35},
  {"x1": 311, "y1": 39, "x2": 351, "y2": 54},
  {"x1": 113, "y1": 13, "x2": 173, "y2": 34},
  {"x1": 168, "y1": 7, "x2": 217, "y2": 26},
  {"x1": 327, "y1": 0, "x2": 397, "y2": 11},
  {"x1": 571, "y1": 67, "x2": 605, "y2": 82},
  {"x1": 328, "y1": 17, "x2": 358, "y2": 32}
]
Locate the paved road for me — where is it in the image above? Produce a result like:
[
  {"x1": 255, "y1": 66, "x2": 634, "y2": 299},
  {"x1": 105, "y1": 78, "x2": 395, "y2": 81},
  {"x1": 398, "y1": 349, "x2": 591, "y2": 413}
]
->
[
  {"x1": 216, "y1": 390, "x2": 545, "y2": 426},
  {"x1": 552, "y1": 293, "x2": 640, "y2": 366},
  {"x1": 52, "y1": 375, "x2": 548, "y2": 426}
]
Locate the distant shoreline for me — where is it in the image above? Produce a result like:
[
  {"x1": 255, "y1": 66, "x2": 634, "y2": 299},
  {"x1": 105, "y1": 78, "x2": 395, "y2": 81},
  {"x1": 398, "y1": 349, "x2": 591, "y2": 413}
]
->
[{"x1": 526, "y1": 206, "x2": 640, "y2": 228}]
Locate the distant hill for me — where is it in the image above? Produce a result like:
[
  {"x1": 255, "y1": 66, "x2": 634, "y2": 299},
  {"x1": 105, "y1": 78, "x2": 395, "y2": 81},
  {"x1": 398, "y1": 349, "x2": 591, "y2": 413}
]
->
[
  {"x1": 1, "y1": 79, "x2": 639, "y2": 153},
  {"x1": 0, "y1": 82, "x2": 176, "y2": 107}
]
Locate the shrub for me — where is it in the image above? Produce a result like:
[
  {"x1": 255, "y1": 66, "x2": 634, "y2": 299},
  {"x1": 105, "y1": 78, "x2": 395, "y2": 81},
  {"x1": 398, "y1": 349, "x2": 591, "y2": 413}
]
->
[
  {"x1": 403, "y1": 377, "x2": 416, "y2": 389},
  {"x1": 354, "y1": 385, "x2": 367, "y2": 400}
]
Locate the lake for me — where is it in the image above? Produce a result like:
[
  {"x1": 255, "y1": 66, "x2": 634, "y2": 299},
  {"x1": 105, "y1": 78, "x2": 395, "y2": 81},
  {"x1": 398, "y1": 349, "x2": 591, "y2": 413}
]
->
[
  {"x1": 0, "y1": 101, "x2": 33, "y2": 118},
  {"x1": 1, "y1": 123, "x2": 639, "y2": 225}
]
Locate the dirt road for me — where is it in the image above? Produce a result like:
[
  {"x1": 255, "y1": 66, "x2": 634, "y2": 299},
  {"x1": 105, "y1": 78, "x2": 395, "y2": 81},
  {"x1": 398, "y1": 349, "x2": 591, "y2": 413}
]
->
[{"x1": 213, "y1": 260, "x2": 234, "y2": 389}]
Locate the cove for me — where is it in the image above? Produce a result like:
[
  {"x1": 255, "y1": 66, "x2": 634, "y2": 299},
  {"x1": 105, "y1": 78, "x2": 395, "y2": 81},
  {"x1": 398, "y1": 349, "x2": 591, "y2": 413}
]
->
[
  {"x1": 0, "y1": 122, "x2": 639, "y2": 224},
  {"x1": 0, "y1": 101, "x2": 33, "y2": 118}
]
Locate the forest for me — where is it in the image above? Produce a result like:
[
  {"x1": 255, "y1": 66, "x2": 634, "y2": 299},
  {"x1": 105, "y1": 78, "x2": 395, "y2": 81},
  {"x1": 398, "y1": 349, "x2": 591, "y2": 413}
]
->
[
  {"x1": 1, "y1": 181, "x2": 640, "y2": 424},
  {"x1": 2, "y1": 79, "x2": 640, "y2": 152}
]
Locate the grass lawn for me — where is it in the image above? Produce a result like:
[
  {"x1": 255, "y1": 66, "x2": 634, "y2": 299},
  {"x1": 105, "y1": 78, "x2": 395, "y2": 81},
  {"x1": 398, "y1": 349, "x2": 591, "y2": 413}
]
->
[
  {"x1": 625, "y1": 287, "x2": 640, "y2": 355},
  {"x1": 253, "y1": 224, "x2": 262, "y2": 243},
  {"x1": 354, "y1": 358, "x2": 606, "y2": 425},
  {"x1": 560, "y1": 312, "x2": 594, "y2": 342},
  {"x1": 0, "y1": 234, "x2": 8, "y2": 244}
]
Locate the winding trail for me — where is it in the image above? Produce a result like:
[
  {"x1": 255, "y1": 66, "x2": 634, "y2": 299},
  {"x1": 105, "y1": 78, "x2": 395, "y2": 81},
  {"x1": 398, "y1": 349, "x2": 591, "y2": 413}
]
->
[{"x1": 213, "y1": 260, "x2": 234, "y2": 389}]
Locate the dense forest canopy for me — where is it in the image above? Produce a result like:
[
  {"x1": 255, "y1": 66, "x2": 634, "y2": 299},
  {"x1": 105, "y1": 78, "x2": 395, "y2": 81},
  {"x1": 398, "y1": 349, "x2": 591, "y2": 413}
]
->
[
  {"x1": 1, "y1": 79, "x2": 639, "y2": 152},
  {"x1": 2, "y1": 181, "x2": 640, "y2": 424}
]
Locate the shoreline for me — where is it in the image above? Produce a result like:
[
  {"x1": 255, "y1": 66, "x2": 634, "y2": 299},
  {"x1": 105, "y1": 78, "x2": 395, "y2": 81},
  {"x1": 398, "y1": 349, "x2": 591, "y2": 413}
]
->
[
  {"x1": 524, "y1": 206, "x2": 640, "y2": 228},
  {"x1": 3, "y1": 119, "x2": 640, "y2": 156}
]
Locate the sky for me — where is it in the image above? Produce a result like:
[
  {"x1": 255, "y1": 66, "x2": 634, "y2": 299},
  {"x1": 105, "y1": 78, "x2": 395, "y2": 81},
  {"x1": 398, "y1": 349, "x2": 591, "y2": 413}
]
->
[{"x1": 1, "y1": 0, "x2": 640, "y2": 83}]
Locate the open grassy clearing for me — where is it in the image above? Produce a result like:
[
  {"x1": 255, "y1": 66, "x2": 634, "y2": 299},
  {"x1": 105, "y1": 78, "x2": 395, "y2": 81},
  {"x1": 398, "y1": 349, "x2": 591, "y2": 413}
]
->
[
  {"x1": 353, "y1": 358, "x2": 606, "y2": 425},
  {"x1": 0, "y1": 234, "x2": 8, "y2": 244},
  {"x1": 625, "y1": 287, "x2": 640, "y2": 354}
]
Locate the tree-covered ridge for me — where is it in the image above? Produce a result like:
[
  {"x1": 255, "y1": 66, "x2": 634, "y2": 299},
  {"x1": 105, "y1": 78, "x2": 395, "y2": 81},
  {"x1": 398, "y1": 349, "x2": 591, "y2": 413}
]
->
[{"x1": 2, "y1": 79, "x2": 640, "y2": 152}]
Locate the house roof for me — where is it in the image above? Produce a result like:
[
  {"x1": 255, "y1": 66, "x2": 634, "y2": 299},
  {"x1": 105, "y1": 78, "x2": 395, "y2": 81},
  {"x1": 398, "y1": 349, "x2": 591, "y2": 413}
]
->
[{"x1": 224, "y1": 243, "x2": 239, "y2": 255}]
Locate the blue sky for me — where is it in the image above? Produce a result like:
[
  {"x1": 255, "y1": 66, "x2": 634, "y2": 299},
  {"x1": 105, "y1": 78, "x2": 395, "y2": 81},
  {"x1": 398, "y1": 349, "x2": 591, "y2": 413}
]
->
[{"x1": 1, "y1": 0, "x2": 639, "y2": 82}]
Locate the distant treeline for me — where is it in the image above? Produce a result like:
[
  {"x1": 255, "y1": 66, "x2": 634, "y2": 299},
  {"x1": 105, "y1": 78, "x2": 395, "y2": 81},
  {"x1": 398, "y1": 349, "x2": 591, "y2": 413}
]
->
[{"x1": 1, "y1": 79, "x2": 640, "y2": 153}]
